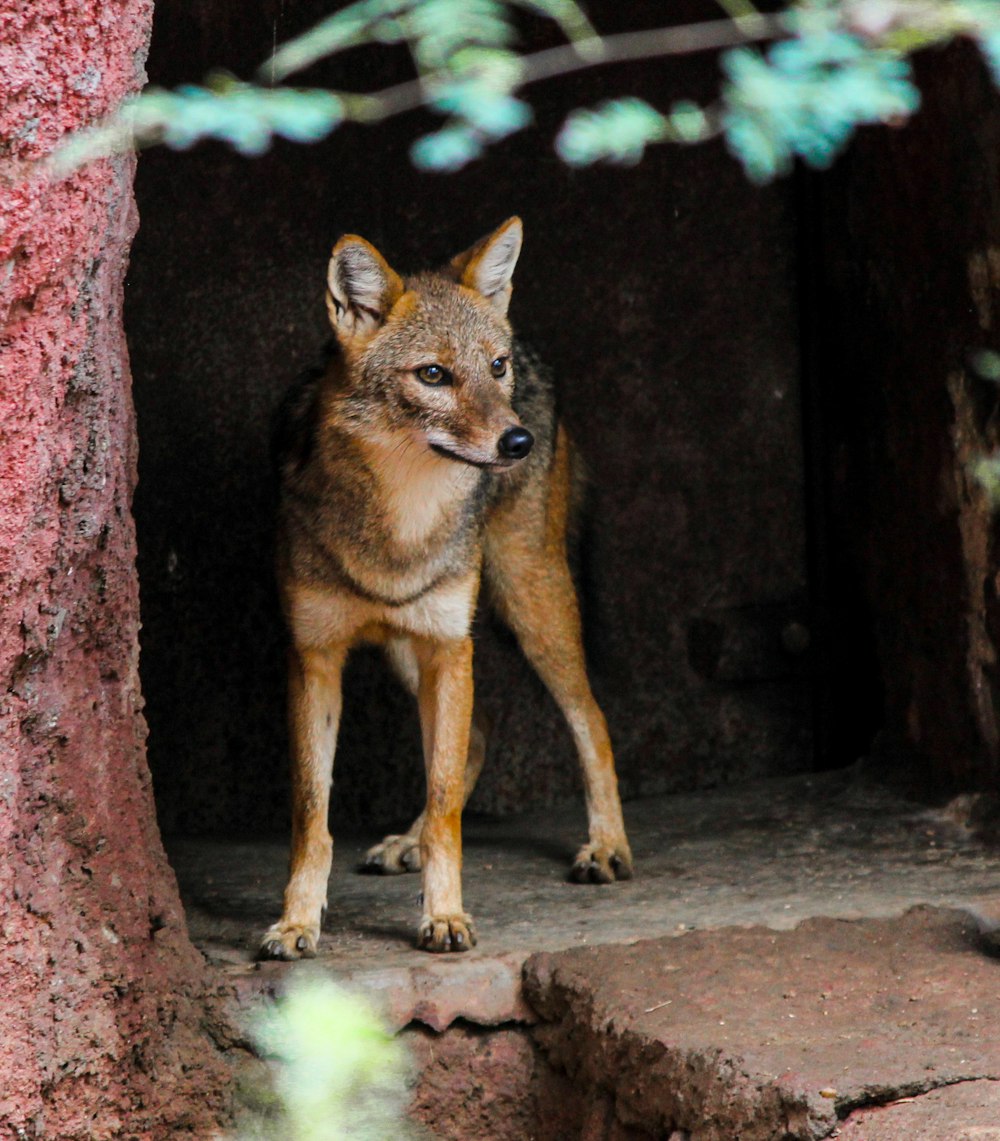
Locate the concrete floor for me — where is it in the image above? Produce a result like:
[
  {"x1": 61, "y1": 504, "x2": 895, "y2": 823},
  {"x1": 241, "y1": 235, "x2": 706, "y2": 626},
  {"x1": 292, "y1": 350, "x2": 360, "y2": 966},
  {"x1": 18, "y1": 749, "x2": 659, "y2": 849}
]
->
[
  {"x1": 169, "y1": 764, "x2": 1000, "y2": 981},
  {"x1": 168, "y1": 765, "x2": 1000, "y2": 1138},
  {"x1": 167, "y1": 762, "x2": 1000, "y2": 994}
]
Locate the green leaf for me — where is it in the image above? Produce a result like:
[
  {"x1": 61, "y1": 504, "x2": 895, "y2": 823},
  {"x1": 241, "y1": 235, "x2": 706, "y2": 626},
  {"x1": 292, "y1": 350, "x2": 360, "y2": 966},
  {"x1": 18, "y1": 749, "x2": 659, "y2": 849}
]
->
[
  {"x1": 669, "y1": 100, "x2": 710, "y2": 143},
  {"x1": 432, "y1": 80, "x2": 531, "y2": 138},
  {"x1": 971, "y1": 454, "x2": 1000, "y2": 508},
  {"x1": 979, "y1": 27, "x2": 1000, "y2": 86},
  {"x1": 411, "y1": 124, "x2": 484, "y2": 169},
  {"x1": 405, "y1": 0, "x2": 515, "y2": 71},
  {"x1": 556, "y1": 97, "x2": 669, "y2": 165},
  {"x1": 969, "y1": 348, "x2": 1000, "y2": 381},
  {"x1": 243, "y1": 975, "x2": 413, "y2": 1141}
]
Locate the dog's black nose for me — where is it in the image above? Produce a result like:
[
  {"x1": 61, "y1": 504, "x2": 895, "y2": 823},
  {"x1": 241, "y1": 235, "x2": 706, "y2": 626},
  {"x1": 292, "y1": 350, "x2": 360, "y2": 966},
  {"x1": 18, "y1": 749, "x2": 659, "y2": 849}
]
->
[{"x1": 497, "y1": 426, "x2": 534, "y2": 460}]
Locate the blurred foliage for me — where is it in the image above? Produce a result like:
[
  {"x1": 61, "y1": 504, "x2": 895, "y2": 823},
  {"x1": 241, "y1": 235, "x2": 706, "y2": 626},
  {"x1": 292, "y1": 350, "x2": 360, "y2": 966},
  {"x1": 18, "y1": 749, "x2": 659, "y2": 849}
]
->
[
  {"x1": 38, "y1": 0, "x2": 1000, "y2": 183},
  {"x1": 968, "y1": 349, "x2": 1000, "y2": 510},
  {"x1": 719, "y1": 30, "x2": 921, "y2": 181},
  {"x1": 234, "y1": 975, "x2": 416, "y2": 1141},
  {"x1": 971, "y1": 454, "x2": 1000, "y2": 507}
]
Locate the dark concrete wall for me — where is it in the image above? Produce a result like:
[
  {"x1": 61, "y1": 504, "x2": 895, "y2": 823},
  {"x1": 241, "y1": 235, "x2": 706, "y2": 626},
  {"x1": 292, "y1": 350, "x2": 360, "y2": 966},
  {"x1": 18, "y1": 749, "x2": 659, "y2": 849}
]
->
[
  {"x1": 816, "y1": 47, "x2": 1000, "y2": 791},
  {"x1": 126, "y1": 2, "x2": 811, "y2": 836}
]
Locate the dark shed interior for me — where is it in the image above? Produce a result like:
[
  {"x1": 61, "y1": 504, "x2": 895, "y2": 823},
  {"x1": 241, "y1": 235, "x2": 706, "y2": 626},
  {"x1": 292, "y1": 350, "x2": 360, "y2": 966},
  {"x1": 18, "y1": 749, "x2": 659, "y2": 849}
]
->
[{"x1": 125, "y1": 1, "x2": 1000, "y2": 840}]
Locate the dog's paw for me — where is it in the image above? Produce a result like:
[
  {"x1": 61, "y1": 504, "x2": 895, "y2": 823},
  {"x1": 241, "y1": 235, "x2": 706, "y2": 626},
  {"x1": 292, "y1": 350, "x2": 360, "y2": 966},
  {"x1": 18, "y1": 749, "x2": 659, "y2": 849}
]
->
[
  {"x1": 257, "y1": 921, "x2": 320, "y2": 961},
  {"x1": 570, "y1": 843, "x2": 634, "y2": 884},
  {"x1": 417, "y1": 913, "x2": 477, "y2": 953},
  {"x1": 360, "y1": 833, "x2": 422, "y2": 875}
]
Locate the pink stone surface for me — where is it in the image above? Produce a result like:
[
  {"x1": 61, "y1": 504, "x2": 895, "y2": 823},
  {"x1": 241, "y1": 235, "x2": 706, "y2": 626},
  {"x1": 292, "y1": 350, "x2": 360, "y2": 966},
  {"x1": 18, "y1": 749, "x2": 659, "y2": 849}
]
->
[
  {"x1": 0, "y1": 2, "x2": 229, "y2": 1135},
  {"x1": 406, "y1": 1024, "x2": 554, "y2": 1141},
  {"x1": 524, "y1": 907, "x2": 1000, "y2": 1141},
  {"x1": 839, "y1": 1080, "x2": 1000, "y2": 1141}
]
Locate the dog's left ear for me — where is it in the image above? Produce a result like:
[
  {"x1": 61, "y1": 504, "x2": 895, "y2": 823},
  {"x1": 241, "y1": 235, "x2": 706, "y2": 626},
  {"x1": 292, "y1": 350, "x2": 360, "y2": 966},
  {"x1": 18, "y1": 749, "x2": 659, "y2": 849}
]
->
[
  {"x1": 448, "y1": 217, "x2": 523, "y2": 316},
  {"x1": 326, "y1": 235, "x2": 404, "y2": 344}
]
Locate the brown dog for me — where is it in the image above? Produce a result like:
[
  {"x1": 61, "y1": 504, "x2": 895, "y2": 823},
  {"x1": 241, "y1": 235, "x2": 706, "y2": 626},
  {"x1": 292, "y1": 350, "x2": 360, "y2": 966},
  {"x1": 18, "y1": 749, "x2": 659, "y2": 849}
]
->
[{"x1": 259, "y1": 218, "x2": 632, "y2": 959}]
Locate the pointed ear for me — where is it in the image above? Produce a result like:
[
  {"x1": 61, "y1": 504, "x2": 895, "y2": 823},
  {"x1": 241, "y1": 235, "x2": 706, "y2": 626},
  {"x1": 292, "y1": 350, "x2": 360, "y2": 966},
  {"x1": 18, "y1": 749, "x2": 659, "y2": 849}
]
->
[
  {"x1": 326, "y1": 236, "x2": 404, "y2": 342},
  {"x1": 448, "y1": 217, "x2": 523, "y2": 315}
]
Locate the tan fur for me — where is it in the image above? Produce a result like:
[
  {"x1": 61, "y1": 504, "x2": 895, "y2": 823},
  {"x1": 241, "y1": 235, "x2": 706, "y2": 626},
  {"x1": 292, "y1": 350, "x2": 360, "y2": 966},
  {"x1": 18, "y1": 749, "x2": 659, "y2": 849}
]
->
[{"x1": 259, "y1": 218, "x2": 632, "y2": 960}]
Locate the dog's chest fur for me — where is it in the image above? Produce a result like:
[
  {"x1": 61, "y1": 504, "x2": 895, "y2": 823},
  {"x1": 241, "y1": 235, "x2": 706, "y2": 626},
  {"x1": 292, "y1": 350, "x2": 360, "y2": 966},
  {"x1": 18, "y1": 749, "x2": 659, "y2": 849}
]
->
[{"x1": 273, "y1": 342, "x2": 556, "y2": 613}]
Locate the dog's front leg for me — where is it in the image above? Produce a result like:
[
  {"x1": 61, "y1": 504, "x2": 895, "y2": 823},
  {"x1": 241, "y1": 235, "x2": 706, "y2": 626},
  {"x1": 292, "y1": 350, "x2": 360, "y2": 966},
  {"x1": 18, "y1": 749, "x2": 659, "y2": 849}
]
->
[
  {"x1": 414, "y1": 636, "x2": 476, "y2": 952},
  {"x1": 259, "y1": 643, "x2": 346, "y2": 960}
]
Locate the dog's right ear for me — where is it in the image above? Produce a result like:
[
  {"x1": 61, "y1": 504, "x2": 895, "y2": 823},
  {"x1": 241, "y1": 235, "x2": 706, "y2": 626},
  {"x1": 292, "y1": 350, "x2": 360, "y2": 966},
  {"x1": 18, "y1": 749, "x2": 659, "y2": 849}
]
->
[{"x1": 326, "y1": 236, "x2": 403, "y2": 343}]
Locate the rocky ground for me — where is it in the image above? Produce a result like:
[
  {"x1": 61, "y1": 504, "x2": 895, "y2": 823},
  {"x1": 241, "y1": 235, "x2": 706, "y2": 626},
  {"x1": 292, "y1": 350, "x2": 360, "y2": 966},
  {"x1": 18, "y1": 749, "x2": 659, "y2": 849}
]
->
[{"x1": 169, "y1": 766, "x2": 1000, "y2": 1139}]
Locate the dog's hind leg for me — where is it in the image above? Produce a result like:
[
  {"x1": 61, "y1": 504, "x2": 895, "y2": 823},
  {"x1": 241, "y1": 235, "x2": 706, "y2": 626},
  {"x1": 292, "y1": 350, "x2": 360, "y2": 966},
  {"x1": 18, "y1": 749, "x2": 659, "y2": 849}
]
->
[
  {"x1": 362, "y1": 636, "x2": 487, "y2": 874},
  {"x1": 483, "y1": 428, "x2": 632, "y2": 884}
]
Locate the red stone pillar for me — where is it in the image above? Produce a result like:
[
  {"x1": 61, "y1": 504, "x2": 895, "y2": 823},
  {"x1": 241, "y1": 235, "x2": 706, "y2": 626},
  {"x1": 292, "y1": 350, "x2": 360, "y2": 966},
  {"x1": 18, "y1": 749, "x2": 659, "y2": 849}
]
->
[{"x1": 1, "y1": 2, "x2": 229, "y2": 1136}]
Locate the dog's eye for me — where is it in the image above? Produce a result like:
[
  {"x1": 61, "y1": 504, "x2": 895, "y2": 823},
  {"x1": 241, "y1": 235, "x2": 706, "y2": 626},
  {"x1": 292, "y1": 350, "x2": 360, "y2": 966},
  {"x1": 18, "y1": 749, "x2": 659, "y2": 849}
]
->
[
  {"x1": 490, "y1": 357, "x2": 508, "y2": 379},
  {"x1": 416, "y1": 364, "x2": 452, "y2": 386}
]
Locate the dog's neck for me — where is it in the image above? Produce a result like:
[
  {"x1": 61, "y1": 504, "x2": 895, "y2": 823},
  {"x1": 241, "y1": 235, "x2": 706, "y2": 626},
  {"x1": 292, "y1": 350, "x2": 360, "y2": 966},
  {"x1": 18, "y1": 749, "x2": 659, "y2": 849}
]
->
[{"x1": 357, "y1": 430, "x2": 481, "y2": 549}]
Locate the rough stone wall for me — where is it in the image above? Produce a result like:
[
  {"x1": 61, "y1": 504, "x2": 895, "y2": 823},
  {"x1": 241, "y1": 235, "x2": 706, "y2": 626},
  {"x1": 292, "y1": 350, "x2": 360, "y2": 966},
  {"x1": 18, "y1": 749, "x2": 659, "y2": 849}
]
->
[
  {"x1": 818, "y1": 48, "x2": 1000, "y2": 789},
  {"x1": 126, "y1": 0, "x2": 811, "y2": 837},
  {"x1": 405, "y1": 1022, "x2": 655, "y2": 1141},
  {"x1": 0, "y1": 2, "x2": 229, "y2": 1135}
]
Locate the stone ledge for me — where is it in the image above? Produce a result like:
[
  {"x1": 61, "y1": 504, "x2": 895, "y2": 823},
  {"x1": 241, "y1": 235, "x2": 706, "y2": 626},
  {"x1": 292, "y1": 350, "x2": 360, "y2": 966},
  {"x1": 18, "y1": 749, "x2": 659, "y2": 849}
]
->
[
  {"x1": 523, "y1": 906, "x2": 1000, "y2": 1141},
  {"x1": 222, "y1": 949, "x2": 535, "y2": 1034},
  {"x1": 220, "y1": 905, "x2": 1000, "y2": 1139}
]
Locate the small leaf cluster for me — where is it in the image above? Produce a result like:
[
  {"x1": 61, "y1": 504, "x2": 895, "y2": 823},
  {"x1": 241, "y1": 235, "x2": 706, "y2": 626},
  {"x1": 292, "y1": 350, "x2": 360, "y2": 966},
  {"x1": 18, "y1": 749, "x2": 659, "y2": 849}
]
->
[
  {"x1": 556, "y1": 97, "x2": 711, "y2": 166},
  {"x1": 262, "y1": 0, "x2": 593, "y2": 171},
  {"x1": 50, "y1": 76, "x2": 344, "y2": 173},
  {"x1": 412, "y1": 44, "x2": 533, "y2": 171},
  {"x1": 405, "y1": 0, "x2": 586, "y2": 171},
  {"x1": 237, "y1": 975, "x2": 414, "y2": 1141},
  {"x1": 140, "y1": 78, "x2": 345, "y2": 155},
  {"x1": 967, "y1": 347, "x2": 1000, "y2": 510},
  {"x1": 970, "y1": 454, "x2": 1000, "y2": 508}
]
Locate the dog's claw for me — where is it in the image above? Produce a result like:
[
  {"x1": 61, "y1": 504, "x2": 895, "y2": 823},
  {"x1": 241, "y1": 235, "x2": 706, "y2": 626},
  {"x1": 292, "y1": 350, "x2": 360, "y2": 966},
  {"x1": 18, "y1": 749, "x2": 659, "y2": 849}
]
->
[
  {"x1": 257, "y1": 923, "x2": 319, "y2": 961},
  {"x1": 609, "y1": 854, "x2": 633, "y2": 880},
  {"x1": 361, "y1": 833, "x2": 422, "y2": 875},
  {"x1": 570, "y1": 843, "x2": 633, "y2": 884},
  {"x1": 417, "y1": 914, "x2": 476, "y2": 953}
]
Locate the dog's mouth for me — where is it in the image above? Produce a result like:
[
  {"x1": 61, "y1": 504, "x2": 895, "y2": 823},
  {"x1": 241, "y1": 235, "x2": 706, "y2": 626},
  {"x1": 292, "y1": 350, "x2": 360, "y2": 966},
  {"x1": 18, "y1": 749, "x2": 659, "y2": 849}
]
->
[{"x1": 429, "y1": 443, "x2": 520, "y2": 470}]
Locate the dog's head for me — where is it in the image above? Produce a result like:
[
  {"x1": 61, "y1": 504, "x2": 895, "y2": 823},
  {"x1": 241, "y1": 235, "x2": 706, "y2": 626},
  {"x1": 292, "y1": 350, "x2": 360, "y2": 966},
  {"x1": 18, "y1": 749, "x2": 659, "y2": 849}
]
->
[{"x1": 325, "y1": 218, "x2": 533, "y2": 470}]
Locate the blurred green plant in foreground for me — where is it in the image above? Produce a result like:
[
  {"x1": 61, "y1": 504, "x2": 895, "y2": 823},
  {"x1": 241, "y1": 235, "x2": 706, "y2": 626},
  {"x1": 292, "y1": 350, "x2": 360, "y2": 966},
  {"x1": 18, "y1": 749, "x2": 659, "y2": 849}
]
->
[
  {"x1": 234, "y1": 975, "x2": 416, "y2": 1141},
  {"x1": 968, "y1": 349, "x2": 1000, "y2": 509},
  {"x1": 41, "y1": 0, "x2": 1000, "y2": 185}
]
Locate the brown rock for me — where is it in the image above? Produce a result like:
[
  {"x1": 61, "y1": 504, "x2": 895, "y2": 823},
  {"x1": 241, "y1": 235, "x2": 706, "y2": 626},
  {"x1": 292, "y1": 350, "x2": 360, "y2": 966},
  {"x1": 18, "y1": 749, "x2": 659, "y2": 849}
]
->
[{"x1": 524, "y1": 907, "x2": 1000, "y2": 1140}]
